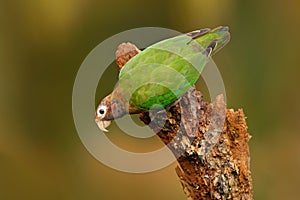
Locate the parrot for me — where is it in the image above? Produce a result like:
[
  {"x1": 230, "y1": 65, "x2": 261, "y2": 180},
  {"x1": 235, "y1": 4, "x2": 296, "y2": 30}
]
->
[{"x1": 95, "y1": 26, "x2": 230, "y2": 132}]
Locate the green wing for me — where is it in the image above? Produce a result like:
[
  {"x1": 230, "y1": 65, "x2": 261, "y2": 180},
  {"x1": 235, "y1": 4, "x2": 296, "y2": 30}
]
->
[{"x1": 117, "y1": 27, "x2": 230, "y2": 109}]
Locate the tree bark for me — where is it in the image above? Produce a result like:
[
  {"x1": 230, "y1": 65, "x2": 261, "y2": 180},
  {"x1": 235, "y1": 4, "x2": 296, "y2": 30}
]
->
[{"x1": 116, "y1": 43, "x2": 253, "y2": 200}]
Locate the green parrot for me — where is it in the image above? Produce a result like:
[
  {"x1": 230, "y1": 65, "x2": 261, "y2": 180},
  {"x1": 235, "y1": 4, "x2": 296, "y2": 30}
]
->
[{"x1": 95, "y1": 26, "x2": 230, "y2": 132}]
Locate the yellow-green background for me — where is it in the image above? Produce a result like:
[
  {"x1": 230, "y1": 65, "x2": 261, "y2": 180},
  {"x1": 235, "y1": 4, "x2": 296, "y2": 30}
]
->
[{"x1": 1, "y1": 0, "x2": 299, "y2": 199}]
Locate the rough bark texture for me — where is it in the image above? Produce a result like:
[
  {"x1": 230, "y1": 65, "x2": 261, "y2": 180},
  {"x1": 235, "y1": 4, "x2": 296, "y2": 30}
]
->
[{"x1": 116, "y1": 43, "x2": 253, "y2": 200}]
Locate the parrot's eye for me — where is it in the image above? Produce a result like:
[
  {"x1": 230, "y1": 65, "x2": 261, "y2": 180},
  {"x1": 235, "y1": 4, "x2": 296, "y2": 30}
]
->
[{"x1": 97, "y1": 106, "x2": 107, "y2": 117}]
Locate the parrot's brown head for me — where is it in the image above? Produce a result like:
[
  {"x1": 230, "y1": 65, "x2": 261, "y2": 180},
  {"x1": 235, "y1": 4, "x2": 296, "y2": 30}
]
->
[{"x1": 95, "y1": 94, "x2": 127, "y2": 132}]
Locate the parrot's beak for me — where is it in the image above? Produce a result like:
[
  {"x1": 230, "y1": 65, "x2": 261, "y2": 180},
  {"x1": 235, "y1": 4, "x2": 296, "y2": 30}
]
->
[{"x1": 95, "y1": 119, "x2": 111, "y2": 132}]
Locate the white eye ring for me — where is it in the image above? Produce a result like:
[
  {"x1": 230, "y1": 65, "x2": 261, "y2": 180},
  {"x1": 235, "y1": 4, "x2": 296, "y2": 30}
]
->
[{"x1": 97, "y1": 106, "x2": 107, "y2": 117}]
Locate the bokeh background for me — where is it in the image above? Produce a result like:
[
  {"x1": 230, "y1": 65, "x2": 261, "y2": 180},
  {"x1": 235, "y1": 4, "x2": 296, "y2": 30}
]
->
[{"x1": 1, "y1": 0, "x2": 299, "y2": 199}]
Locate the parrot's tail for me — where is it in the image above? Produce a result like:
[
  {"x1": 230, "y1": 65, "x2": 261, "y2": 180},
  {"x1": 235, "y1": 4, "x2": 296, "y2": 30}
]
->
[
  {"x1": 189, "y1": 26, "x2": 231, "y2": 56},
  {"x1": 209, "y1": 26, "x2": 231, "y2": 55}
]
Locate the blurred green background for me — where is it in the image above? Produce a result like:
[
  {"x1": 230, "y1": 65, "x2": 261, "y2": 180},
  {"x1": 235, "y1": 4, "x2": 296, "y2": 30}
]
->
[{"x1": 1, "y1": 0, "x2": 299, "y2": 199}]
